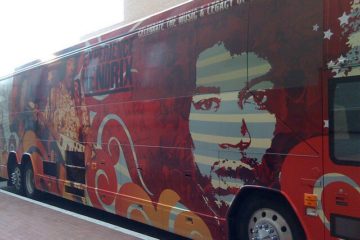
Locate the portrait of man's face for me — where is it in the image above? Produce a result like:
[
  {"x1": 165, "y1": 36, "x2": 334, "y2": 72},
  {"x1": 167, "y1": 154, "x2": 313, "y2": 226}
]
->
[{"x1": 190, "y1": 43, "x2": 276, "y2": 204}]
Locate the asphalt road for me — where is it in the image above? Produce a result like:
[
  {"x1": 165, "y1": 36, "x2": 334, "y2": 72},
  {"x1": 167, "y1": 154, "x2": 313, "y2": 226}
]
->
[{"x1": 0, "y1": 180, "x2": 189, "y2": 240}]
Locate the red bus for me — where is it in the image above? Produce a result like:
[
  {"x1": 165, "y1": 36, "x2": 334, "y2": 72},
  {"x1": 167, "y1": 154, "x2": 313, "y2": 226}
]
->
[{"x1": 0, "y1": 0, "x2": 359, "y2": 239}]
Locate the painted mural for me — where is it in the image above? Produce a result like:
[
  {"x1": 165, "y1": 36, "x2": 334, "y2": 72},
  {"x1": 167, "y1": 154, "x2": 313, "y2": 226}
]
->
[
  {"x1": 0, "y1": 78, "x2": 12, "y2": 177},
  {"x1": 1, "y1": 0, "x2": 360, "y2": 239}
]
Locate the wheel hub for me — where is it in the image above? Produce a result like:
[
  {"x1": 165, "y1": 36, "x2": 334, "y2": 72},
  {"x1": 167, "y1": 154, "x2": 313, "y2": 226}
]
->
[
  {"x1": 11, "y1": 167, "x2": 21, "y2": 190},
  {"x1": 248, "y1": 208, "x2": 292, "y2": 240},
  {"x1": 251, "y1": 222, "x2": 279, "y2": 240}
]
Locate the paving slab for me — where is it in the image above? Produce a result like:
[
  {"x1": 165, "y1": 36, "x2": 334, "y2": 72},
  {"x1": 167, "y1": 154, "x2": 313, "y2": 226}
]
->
[{"x1": 0, "y1": 188, "x2": 157, "y2": 240}]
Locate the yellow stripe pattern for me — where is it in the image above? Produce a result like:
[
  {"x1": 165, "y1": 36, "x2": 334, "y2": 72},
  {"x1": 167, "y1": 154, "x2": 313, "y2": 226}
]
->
[{"x1": 189, "y1": 113, "x2": 276, "y2": 123}]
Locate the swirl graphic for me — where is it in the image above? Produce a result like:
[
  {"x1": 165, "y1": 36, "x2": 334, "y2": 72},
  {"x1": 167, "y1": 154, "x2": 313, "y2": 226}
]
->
[
  {"x1": 313, "y1": 173, "x2": 360, "y2": 230},
  {"x1": 95, "y1": 169, "x2": 116, "y2": 213},
  {"x1": 116, "y1": 183, "x2": 213, "y2": 239},
  {"x1": 96, "y1": 114, "x2": 153, "y2": 196}
]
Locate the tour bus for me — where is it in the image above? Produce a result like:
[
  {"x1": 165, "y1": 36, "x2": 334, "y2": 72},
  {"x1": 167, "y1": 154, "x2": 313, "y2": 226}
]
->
[{"x1": 0, "y1": 0, "x2": 359, "y2": 239}]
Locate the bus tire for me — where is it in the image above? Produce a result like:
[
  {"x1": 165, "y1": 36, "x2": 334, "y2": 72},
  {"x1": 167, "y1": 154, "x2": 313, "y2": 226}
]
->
[
  {"x1": 11, "y1": 164, "x2": 24, "y2": 194},
  {"x1": 236, "y1": 195, "x2": 305, "y2": 240},
  {"x1": 24, "y1": 162, "x2": 39, "y2": 198}
]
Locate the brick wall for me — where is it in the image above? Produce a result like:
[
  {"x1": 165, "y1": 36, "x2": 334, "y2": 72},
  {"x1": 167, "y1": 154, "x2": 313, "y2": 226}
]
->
[
  {"x1": 82, "y1": 0, "x2": 189, "y2": 40},
  {"x1": 123, "y1": 0, "x2": 189, "y2": 24}
]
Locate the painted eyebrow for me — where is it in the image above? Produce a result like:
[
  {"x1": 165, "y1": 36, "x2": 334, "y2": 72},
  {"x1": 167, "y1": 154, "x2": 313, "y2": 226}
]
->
[
  {"x1": 192, "y1": 91, "x2": 241, "y2": 102},
  {"x1": 192, "y1": 94, "x2": 220, "y2": 102}
]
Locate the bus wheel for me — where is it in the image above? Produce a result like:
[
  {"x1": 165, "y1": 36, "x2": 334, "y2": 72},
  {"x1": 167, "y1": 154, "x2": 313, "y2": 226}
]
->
[
  {"x1": 11, "y1": 164, "x2": 24, "y2": 194},
  {"x1": 24, "y1": 162, "x2": 39, "y2": 198},
  {"x1": 236, "y1": 196, "x2": 305, "y2": 240}
]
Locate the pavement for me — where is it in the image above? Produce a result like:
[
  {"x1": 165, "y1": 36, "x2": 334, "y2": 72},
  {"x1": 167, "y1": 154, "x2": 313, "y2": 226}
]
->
[{"x1": 0, "y1": 183, "x2": 158, "y2": 240}]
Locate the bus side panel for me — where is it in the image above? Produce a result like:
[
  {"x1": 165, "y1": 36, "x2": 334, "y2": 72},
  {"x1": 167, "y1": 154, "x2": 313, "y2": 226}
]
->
[{"x1": 83, "y1": 0, "x2": 324, "y2": 239}]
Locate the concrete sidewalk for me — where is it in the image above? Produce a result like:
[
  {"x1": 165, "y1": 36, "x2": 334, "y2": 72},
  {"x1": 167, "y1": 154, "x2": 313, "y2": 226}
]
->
[{"x1": 0, "y1": 187, "x2": 157, "y2": 240}]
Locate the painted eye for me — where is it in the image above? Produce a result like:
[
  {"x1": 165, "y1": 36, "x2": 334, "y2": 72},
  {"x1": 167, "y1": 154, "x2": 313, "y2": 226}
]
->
[
  {"x1": 239, "y1": 90, "x2": 268, "y2": 111},
  {"x1": 251, "y1": 91, "x2": 268, "y2": 110},
  {"x1": 192, "y1": 97, "x2": 221, "y2": 111}
]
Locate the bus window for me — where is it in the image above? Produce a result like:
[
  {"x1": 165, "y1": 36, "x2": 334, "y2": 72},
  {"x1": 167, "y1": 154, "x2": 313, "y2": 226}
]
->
[{"x1": 329, "y1": 77, "x2": 360, "y2": 165}]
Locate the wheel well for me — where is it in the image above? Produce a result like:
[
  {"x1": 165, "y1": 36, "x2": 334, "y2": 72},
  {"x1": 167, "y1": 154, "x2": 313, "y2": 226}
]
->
[
  {"x1": 227, "y1": 187, "x2": 306, "y2": 239},
  {"x1": 7, "y1": 153, "x2": 32, "y2": 175}
]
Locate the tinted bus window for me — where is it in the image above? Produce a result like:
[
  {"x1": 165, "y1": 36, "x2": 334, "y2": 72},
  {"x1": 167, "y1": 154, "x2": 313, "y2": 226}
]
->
[{"x1": 329, "y1": 76, "x2": 360, "y2": 165}]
